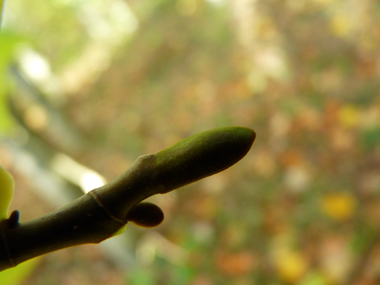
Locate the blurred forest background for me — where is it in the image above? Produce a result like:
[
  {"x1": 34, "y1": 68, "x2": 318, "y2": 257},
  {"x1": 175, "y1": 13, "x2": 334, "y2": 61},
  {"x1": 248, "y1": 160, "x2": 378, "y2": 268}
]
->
[{"x1": 0, "y1": 0, "x2": 380, "y2": 284}]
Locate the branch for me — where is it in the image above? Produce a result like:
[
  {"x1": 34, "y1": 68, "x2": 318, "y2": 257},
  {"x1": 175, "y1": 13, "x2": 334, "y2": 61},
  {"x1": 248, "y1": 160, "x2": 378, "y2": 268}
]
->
[{"x1": 0, "y1": 126, "x2": 256, "y2": 271}]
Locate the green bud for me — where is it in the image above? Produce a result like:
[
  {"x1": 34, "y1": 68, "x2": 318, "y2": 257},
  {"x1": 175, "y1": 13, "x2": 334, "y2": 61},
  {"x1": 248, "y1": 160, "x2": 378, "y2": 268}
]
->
[{"x1": 154, "y1": 126, "x2": 256, "y2": 193}]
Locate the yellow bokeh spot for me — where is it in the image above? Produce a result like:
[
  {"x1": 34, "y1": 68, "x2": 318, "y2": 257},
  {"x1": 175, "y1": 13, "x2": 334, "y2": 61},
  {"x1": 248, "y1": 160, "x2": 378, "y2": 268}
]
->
[
  {"x1": 276, "y1": 251, "x2": 308, "y2": 283},
  {"x1": 338, "y1": 105, "x2": 361, "y2": 128},
  {"x1": 321, "y1": 192, "x2": 356, "y2": 221},
  {"x1": 330, "y1": 14, "x2": 352, "y2": 37},
  {"x1": 176, "y1": 0, "x2": 198, "y2": 16}
]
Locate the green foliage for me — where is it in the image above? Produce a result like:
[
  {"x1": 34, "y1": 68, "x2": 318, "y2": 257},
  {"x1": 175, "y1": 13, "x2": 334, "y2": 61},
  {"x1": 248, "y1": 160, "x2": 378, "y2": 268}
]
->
[
  {"x1": 0, "y1": 164, "x2": 14, "y2": 220},
  {"x1": 0, "y1": 31, "x2": 24, "y2": 134},
  {"x1": 0, "y1": 257, "x2": 40, "y2": 285},
  {"x1": 128, "y1": 267, "x2": 155, "y2": 285},
  {"x1": 362, "y1": 127, "x2": 380, "y2": 151}
]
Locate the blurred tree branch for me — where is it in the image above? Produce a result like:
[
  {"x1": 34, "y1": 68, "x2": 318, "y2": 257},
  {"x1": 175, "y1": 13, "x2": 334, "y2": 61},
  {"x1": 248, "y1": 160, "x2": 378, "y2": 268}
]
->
[{"x1": 0, "y1": 0, "x2": 4, "y2": 28}]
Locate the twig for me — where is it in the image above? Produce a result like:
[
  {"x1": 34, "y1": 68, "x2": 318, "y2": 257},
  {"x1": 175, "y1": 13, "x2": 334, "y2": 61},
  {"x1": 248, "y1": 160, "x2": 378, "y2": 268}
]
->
[{"x1": 0, "y1": 127, "x2": 256, "y2": 271}]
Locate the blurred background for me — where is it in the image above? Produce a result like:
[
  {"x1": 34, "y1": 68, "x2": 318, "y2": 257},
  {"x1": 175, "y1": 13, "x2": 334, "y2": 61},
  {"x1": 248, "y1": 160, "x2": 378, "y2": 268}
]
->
[{"x1": 0, "y1": 0, "x2": 380, "y2": 284}]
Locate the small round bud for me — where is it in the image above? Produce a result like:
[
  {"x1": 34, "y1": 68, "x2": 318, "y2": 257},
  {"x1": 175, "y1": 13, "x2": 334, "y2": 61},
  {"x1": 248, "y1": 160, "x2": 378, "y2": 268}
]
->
[{"x1": 127, "y1": 202, "x2": 164, "y2": 227}]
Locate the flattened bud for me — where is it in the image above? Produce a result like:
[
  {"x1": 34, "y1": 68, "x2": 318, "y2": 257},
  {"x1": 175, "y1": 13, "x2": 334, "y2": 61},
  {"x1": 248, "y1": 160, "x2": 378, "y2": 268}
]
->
[{"x1": 154, "y1": 127, "x2": 256, "y2": 193}]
